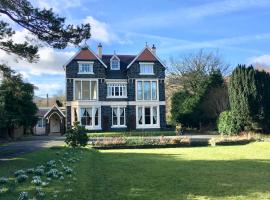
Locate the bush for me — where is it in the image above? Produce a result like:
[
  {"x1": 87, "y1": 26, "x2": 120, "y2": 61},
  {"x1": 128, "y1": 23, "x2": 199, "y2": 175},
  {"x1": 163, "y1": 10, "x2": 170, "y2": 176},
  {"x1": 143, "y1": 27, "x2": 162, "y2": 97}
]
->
[
  {"x1": 217, "y1": 111, "x2": 241, "y2": 135},
  {"x1": 65, "y1": 122, "x2": 89, "y2": 148}
]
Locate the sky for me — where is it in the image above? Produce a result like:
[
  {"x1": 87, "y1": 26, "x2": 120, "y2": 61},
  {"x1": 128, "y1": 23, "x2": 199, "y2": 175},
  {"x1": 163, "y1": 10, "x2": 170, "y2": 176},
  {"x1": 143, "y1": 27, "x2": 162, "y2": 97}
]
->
[{"x1": 1, "y1": 0, "x2": 270, "y2": 97}]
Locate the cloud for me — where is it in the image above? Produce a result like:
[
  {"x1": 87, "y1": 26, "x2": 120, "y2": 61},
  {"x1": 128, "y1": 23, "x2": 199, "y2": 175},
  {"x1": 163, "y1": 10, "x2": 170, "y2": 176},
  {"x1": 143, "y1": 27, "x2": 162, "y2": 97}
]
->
[
  {"x1": 34, "y1": 0, "x2": 84, "y2": 12},
  {"x1": 83, "y1": 16, "x2": 117, "y2": 43},
  {"x1": 248, "y1": 54, "x2": 270, "y2": 66},
  {"x1": 0, "y1": 28, "x2": 76, "y2": 77}
]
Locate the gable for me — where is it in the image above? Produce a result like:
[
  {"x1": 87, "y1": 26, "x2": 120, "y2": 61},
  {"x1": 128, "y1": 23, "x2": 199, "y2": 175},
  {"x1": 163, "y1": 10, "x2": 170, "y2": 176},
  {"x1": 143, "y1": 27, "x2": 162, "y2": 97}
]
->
[
  {"x1": 127, "y1": 47, "x2": 166, "y2": 69},
  {"x1": 64, "y1": 47, "x2": 107, "y2": 69},
  {"x1": 137, "y1": 48, "x2": 157, "y2": 62},
  {"x1": 75, "y1": 48, "x2": 98, "y2": 60}
]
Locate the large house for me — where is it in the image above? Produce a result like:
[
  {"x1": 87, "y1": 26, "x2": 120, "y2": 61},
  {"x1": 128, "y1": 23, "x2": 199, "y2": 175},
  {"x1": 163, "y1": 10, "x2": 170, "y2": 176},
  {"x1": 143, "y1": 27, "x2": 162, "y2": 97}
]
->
[{"x1": 65, "y1": 44, "x2": 166, "y2": 131}]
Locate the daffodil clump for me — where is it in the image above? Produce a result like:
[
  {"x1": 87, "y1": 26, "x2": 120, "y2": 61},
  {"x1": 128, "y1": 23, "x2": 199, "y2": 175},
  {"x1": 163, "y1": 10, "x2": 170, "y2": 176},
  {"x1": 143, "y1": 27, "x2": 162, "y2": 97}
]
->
[{"x1": 0, "y1": 148, "x2": 83, "y2": 200}]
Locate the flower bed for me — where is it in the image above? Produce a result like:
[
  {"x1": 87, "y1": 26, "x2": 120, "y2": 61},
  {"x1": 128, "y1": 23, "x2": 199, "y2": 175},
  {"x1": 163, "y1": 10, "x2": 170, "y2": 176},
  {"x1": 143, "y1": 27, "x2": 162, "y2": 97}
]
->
[
  {"x1": 91, "y1": 136, "x2": 210, "y2": 149},
  {"x1": 209, "y1": 134, "x2": 256, "y2": 146}
]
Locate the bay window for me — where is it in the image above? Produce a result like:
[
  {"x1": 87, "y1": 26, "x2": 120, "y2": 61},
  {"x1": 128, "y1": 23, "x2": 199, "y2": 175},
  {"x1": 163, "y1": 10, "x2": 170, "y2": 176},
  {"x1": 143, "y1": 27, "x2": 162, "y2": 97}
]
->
[
  {"x1": 137, "y1": 106, "x2": 159, "y2": 127},
  {"x1": 107, "y1": 83, "x2": 127, "y2": 98},
  {"x1": 74, "y1": 80, "x2": 97, "y2": 100},
  {"x1": 76, "y1": 107, "x2": 100, "y2": 129},
  {"x1": 136, "y1": 80, "x2": 158, "y2": 100},
  {"x1": 112, "y1": 107, "x2": 126, "y2": 127}
]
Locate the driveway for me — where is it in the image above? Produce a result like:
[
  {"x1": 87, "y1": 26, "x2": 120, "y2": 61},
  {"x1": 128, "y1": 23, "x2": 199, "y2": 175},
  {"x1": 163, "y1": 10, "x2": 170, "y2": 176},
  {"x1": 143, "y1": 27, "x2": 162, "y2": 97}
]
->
[{"x1": 0, "y1": 136, "x2": 65, "y2": 161}]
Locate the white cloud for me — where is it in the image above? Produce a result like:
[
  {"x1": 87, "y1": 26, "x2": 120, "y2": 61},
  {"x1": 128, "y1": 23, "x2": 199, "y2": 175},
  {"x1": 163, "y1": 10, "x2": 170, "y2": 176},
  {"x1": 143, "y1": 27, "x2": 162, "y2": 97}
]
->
[
  {"x1": 248, "y1": 54, "x2": 270, "y2": 66},
  {"x1": 0, "y1": 28, "x2": 76, "y2": 77},
  {"x1": 83, "y1": 16, "x2": 117, "y2": 43}
]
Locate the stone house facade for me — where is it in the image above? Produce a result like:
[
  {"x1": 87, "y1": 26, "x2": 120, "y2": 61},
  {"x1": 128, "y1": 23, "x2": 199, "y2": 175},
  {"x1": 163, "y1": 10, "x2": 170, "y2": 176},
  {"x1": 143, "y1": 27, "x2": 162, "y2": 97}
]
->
[{"x1": 65, "y1": 44, "x2": 166, "y2": 131}]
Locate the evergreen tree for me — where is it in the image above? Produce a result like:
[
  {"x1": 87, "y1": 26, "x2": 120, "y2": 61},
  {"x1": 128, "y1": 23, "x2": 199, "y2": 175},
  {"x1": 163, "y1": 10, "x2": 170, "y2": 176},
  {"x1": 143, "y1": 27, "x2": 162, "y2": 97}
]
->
[{"x1": 0, "y1": 64, "x2": 38, "y2": 137}]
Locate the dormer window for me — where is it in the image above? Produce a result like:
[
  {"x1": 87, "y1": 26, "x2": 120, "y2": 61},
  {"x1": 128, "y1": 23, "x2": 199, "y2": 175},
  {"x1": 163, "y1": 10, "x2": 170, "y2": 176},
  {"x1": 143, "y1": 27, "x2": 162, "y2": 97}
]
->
[
  {"x1": 110, "y1": 55, "x2": 120, "y2": 70},
  {"x1": 78, "y1": 61, "x2": 94, "y2": 74},
  {"x1": 140, "y1": 62, "x2": 154, "y2": 75}
]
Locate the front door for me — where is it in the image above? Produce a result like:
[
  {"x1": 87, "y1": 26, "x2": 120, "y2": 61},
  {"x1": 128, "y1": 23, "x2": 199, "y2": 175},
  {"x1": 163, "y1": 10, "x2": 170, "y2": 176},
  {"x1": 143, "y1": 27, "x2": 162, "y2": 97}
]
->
[{"x1": 50, "y1": 114, "x2": 60, "y2": 133}]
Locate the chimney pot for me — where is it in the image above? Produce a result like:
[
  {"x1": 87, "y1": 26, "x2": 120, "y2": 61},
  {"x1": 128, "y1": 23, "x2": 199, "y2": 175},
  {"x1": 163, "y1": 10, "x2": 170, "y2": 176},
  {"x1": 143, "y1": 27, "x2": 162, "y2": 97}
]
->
[{"x1": 98, "y1": 43, "x2": 102, "y2": 58}]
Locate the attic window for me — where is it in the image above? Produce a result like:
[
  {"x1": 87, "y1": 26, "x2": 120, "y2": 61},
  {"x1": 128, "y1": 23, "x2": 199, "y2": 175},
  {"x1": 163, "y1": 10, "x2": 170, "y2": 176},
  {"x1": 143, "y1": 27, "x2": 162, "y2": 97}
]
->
[
  {"x1": 78, "y1": 61, "x2": 94, "y2": 74},
  {"x1": 139, "y1": 62, "x2": 154, "y2": 75},
  {"x1": 110, "y1": 57, "x2": 120, "y2": 70}
]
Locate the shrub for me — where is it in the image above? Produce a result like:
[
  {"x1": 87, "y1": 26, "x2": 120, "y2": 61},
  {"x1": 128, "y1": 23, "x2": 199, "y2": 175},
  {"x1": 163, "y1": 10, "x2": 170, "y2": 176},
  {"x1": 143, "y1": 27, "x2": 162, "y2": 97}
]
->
[
  {"x1": 217, "y1": 111, "x2": 241, "y2": 135},
  {"x1": 65, "y1": 122, "x2": 89, "y2": 147}
]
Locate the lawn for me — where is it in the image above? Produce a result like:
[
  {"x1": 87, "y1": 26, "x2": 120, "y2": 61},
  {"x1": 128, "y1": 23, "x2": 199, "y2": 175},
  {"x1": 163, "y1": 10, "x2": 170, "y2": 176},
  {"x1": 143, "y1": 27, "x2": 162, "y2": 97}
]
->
[{"x1": 1, "y1": 142, "x2": 270, "y2": 199}]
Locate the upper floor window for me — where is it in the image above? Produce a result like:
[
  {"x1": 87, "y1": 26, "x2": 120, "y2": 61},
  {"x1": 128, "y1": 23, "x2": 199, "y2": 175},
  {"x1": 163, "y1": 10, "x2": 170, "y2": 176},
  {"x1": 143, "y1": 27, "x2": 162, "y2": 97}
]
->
[
  {"x1": 75, "y1": 80, "x2": 97, "y2": 100},
  {"x1": 78, "y1": 61, "x2": 94, "y2": 74},
  {"x1": 137, "y1": 80, "x2": 158, "y2": 101},
  {"x1": 107, "y1": 83, "x2": 127, "y2": 98},
  {"x1": 140, "y1": 62, "x2": 154, "y2": 75},
  {"x1": 110, "y1": 56, "x2": 120, "y2": 70}
]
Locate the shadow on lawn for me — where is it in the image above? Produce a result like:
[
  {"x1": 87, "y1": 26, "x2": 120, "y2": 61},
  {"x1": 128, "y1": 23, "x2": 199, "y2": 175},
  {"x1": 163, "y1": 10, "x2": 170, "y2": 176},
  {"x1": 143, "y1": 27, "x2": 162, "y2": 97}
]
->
[{"x1": 95, "y1": 151, "x2": 270, "y2": 200}]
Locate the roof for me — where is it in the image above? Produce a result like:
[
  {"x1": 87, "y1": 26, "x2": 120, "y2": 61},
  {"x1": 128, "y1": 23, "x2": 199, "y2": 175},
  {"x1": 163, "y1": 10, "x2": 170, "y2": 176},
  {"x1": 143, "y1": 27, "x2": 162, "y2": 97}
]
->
[
  {"x1": 102, "y1": 55, "x2": 136, "y2": 79},
  {"x1": 74, "y1": 48, "x2": 97, "y2": 60},
  {"x1": 36, "y1": 108, "x2": 50, "y2": 117},
  {"x1": 137, "y1": 48, "x2": 157, "y2": 61},
  {"x1": 63, "y1": 47, "x2": 107, "y2": 68},
  {"x1": 127, "y1": 47, "x2": 166, "y2": 69}
]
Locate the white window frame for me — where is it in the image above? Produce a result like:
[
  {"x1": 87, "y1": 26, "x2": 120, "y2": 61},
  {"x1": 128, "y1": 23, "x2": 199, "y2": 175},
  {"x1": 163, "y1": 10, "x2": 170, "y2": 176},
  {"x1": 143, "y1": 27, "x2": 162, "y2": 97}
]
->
[
  {"x1": 111, "y1": 106, "x2": 126, "y2": 128},
  {"x1": 73, "y1": 79, "x2": 98, "y2": 101},
  {"x1": 37, "y1": 117, "x2": 45, "y2": 128},
  {"x1": 78, "y1": 61, "x2": 94, "y2": 74},
  {"x1": 135, "y1": 79, "x2": 159, "y2": 101},
  {"x1": 136, "y1": 106, "x2": 160, "y2": 128},
  {"x1": 110, "y1": 55, "x2": 120, "y2": 70},
  {"x1": 139, "y1": 62, "x2": 154, "y2": 75},
  {"x1": 107, "y1": 83, "x2": 127, "y2": 98},
  {"x1": 72, "y1": 106, "x2": 101, "y2": 130}
]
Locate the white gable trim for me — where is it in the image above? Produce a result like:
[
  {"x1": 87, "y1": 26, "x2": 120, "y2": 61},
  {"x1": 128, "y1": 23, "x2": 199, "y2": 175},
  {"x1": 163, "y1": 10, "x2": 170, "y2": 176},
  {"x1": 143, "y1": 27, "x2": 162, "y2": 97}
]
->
[
  {"x1": 44, "y1": 104, "x2": 66, "y2": 118},
  {"x1": 126, "y1": 47, "x2": 166, "y2": 69},
  {"x1": 63, "y1": 47, "x2": 108, "y2": 70}
]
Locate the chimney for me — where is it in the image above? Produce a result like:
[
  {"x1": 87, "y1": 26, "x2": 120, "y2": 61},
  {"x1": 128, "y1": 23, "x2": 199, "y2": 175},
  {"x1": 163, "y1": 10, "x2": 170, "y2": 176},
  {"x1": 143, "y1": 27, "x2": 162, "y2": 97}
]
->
[
  {"x1": 151, "y1": 44, "x2": 156, "y2": 55},
  {"x1": 97, "y1": 43, "x2": 102, "y2": 58}
]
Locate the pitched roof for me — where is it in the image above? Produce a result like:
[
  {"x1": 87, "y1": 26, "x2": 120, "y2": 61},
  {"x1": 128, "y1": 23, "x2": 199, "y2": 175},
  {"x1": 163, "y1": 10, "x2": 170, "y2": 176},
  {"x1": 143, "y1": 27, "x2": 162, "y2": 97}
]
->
[
  {"x1": 127, "y1": 47, "x2": 166, "y2": 69},
  {"x1": 137, "y1": 48, "x2": 157, "y2": 61},
  {"x1": 63, "y1": 47, "x2": 107, "y2": 68},
  {"x1": 102, "y1": 55, "x2": 136, "y2": 79},
  {"x1": 74, "y1": 48, "x2": 97, "y2": 60}
]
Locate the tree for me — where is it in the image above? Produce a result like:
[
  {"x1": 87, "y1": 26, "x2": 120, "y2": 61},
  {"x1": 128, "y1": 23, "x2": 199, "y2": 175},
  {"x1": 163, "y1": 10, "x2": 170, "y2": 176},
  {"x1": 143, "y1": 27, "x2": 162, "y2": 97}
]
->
[
  {"x1": 0, "y1": 64, "x2": 38, "y2": 137},
  {"x1": 0, "y1": 0, "x2": 90, "y2": 62},
  {"x1": 228, "y1": 65, "x2": 270, "y2": 132},
  {"x1": 170, "y1": 50, "x2": 229, "y2": 129},
  {"x1": 65, "y1": 122, "x2": 89, "y2": 148}
]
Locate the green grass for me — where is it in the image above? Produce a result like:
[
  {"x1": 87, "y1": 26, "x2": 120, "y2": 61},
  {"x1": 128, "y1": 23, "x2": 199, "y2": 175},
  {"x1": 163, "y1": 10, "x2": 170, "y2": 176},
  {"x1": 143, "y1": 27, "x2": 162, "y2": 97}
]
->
[
  {"x1": 87, "y1": 130, "x2": 176, "y2": 137},
  {"x1": 1, "y1": 142, "x2": 270, "y2": 199}
]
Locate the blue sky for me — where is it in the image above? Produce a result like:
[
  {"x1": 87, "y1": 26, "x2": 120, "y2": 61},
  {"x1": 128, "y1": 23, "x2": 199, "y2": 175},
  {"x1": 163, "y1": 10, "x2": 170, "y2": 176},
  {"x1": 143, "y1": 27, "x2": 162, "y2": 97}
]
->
[{"x1": 1, "y1": 0, "x2": 270, "y2": 97}]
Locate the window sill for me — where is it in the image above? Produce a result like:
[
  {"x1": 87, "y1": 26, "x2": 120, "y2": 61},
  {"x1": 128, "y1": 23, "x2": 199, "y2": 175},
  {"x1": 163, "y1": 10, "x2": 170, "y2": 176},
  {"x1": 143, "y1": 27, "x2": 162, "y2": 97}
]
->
[
  {"x1": 107, "y1": 96, "x2": 128, "y2": 99},
  {"x1": 136, "y1": 124, "x2": 160, "y2": 129},
  {"x1": 78, "y1": 72, "x2": 94, "y2": 75},
  {"x1": 111, "y1": 125, "x2": 127, "y2": 128},
  {"x1": 139, "y1": 73, "x2": 154, "y2": 75},
  {"x1": 110, "y1": 68, "x2": 120, "y2": 70}
]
